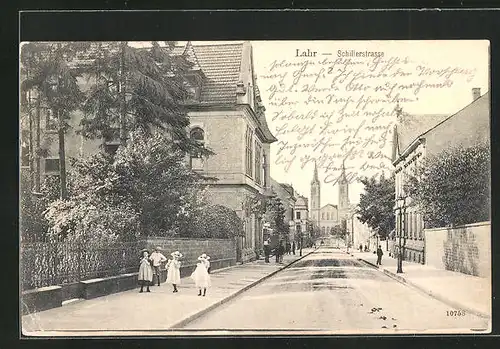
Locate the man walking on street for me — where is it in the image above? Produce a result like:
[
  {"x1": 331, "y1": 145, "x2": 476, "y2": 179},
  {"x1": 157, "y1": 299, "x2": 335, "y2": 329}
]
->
[
  {"x1": 150, "y1": 247, "x2": 167, "y2": 286},
  {"x1": 376, "y1": 245, "x2": 384, "y2": 266}
]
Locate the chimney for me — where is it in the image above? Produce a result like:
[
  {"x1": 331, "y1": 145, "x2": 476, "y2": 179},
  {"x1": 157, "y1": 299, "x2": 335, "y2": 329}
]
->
[{"x1": 472, "y1": 88, "x2": 481, "y2": 101}]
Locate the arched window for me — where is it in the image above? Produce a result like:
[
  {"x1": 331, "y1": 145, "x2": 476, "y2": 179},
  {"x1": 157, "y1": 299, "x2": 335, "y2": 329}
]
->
[{"x1": 190, "y1": 127, "x2": 204, "y2": 158}]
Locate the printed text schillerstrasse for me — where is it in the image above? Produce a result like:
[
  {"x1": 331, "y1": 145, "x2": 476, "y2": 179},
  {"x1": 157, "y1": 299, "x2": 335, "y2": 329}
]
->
[{"x1": 338, "y1": 50, "x2": 384, "y2": 58}]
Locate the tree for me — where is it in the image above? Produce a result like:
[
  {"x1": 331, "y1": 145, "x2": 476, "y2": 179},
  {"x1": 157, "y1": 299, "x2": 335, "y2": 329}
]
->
[
  {"x1": 78, "y1": 41, "x2": 212, "y2": 157},
  {"x1": 20, "y1": 42, "x2": 90, "y2": 199},
  {"x1": 405, "y1": 143, "x2": 490, "y2": 228},
  {"x1": 330, "y1": 225, "x2": 344, "y2": 238},
  {"x1": 264, "y1": 192, "x2": 289, "y2": 236},
  {"x1": 44, "y1": 130, "x2": 213, "y2": 241},
  {"x1": 357, "y1": 173, "x2": 395, "y2": 238}
]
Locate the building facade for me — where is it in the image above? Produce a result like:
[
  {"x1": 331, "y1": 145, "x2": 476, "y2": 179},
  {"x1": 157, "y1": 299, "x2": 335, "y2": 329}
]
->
[
  {"x1": 392, "y1": 88, "x2": 490, "y2": 264},
  {"x1": 175, "y1": 42, "x2": 277, "y2": 262}
]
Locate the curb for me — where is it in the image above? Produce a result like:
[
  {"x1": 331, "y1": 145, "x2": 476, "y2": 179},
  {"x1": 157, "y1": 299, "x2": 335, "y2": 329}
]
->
[
  {"x1": 357, "y1": 258, "x2": 379, "y2": 270},
  {"x1": 357, "y1": 257, "x2": 490, "y2": 319},
  {"x1": 169, "y1": 248, "x2": 318, "y2": 329}
]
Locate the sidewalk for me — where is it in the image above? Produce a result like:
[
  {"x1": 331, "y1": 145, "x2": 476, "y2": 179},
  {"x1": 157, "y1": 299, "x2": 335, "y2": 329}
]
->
[
  {"x1": 350, "y1": 251, "x2": 491, "y2": 318},
  {"x1": 22, "y1": 249, "x2": 315, "y2": 335}
]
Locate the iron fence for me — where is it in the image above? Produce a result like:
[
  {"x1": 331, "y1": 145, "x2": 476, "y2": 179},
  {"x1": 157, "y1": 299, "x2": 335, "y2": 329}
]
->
[{"x1": 20, "y1": 240, "x2": 143, "y2": 290}]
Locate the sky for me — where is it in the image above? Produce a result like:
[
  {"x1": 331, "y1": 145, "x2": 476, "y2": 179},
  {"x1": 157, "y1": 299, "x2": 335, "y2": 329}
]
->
[
  {"x1": 132, "y1": 40, "x2": 490, "y2": 207},
  {"x1": 250, "y1": 40, "x2": 489, "y2": 206}
]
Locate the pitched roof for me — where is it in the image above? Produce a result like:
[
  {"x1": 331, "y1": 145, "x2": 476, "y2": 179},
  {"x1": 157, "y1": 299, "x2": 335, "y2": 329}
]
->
[
  {"x1": 174, "y1": 42, "x2": 244, "y2": 104},
  {"x1": 394, "y1": 113, "x2": 448, "y2": 157},
  {"x1": 420, "y1": 91, "x2": 490, "y2": 140},
  {"x1": 321, "y1": 204, "x2": 338, "y2": 210},
  {"x1": 295, "y1": 196, "x2": 308, "y2": 206},
  {"x1": 394, "y1": 91, "x2": 490, "y2": 160}
]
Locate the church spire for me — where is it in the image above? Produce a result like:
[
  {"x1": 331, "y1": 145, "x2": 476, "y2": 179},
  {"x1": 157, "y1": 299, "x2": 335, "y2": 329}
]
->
[
  {"x1": 339, "y1": 159, "x2": 347, "y2": 183},
  {"x1": 311, "y1": 161, "x2": 320, "y2": 184}
]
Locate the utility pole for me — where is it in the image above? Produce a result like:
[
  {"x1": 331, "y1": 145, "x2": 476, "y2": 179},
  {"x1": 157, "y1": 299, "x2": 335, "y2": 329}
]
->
[{"x1": 397, "y1": 195, "x2": 407, "y2": 273}]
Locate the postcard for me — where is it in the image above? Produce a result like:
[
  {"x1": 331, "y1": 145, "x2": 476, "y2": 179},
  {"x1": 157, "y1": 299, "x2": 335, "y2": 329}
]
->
[{"x1": 20, "y1": 40, "x2": 491, "y2": 336}]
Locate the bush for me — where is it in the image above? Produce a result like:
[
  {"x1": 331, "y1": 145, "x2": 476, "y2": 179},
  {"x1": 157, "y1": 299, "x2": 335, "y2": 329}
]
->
[{"x1": 185, "y1": 204, "x2": 244, "y2": 239}]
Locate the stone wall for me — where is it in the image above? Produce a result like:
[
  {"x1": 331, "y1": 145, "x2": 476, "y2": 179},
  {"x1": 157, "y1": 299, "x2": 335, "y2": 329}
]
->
[
  {"x1": 142, "y1": 237, "x2": 237, "y2": 270},
  {"x1": 424, "y1": 221, "x2": 491, "y2": 278}
]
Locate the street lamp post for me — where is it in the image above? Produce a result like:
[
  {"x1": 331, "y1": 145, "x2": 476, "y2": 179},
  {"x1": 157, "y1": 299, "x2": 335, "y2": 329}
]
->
[
  {"x1": 397, "y1": 195, "x2": 407, "y2": 273},
  {"x1": 299, "y1": 221, "x2": 304, "y2": 257}
]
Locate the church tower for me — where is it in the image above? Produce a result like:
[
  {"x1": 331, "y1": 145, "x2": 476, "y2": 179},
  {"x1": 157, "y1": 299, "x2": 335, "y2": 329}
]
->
[
  {"x1": 310, "y1": 161, "x2": 321, "y2": 229},
  {"x1": 338, "y1": 160, "x2": 350, "y2": 220}
]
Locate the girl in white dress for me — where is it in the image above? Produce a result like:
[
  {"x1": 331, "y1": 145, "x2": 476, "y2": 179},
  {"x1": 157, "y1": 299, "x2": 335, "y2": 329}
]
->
[
  {"x1": 138, "y1": 250, "x2": 153, "y2": 293},
  {"x1": 191, "y1": 254, "x2": 211, "y2": 296},
  {"x1": 166, "y1": 251, "x2": 182, "y2": 293}
]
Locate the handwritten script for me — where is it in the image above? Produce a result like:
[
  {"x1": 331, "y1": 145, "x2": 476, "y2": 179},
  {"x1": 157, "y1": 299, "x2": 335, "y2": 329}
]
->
[{"x1": 259, "y1": 53, "x2": 477, "y2": 186}]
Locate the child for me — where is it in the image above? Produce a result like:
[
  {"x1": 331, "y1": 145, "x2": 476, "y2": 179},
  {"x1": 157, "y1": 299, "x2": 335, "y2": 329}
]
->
[
  {"x1": 166, "y1": 251, "x2": 182, "y2": 293},
  {"x1": 149, "y1": 246, "x2": 167, "y2": 286},
  {"x1": 191, "y1": 254, "x2": 211, "y2": 296},
  {"x1": 138, "y1": 250, "x2": 153, "y2": 293}
]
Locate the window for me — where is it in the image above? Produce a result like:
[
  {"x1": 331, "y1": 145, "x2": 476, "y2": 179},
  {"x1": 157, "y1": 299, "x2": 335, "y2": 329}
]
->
[
  {"x1": 262, "y1": 153, "x2": 267, "y2": 186},
  {"x1": 404, "y1": 213, "x2": 409, "y2": 237},
  {"x1": 255, "y1": 141, "x2": 262, "y2": 184},
  {"x1": 321, "y1": 212, "x2": 325, "y2": 220},
  {"x1": 245, "y1": 126, "x2": 253, "y2": 177},
  {"x1": 190, "y1": 127, "x2": 205, "y2": 170},
  {"x1": 45, "y1": 158, "x2": 60, "y2": 173},
  {"x1": 45, "y1": 109, "x2": 57, "y2": 131},
  {"x1": 296, "y1": 211, "x2": 301, "y2": 220},
  {"x1": 104, "y1": 144, "x2": 119, "y2": 155},
  {"x1": 190, "y1": 127, "x2": 204, "y2": 157}
]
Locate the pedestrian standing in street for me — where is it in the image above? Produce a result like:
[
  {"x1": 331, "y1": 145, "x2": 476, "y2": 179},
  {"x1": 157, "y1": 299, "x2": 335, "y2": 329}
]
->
[
  {"x1": 359, "y1": 244, "x2": 363, "y2": 252},
  {"x1": 275, "y1": 241, "x2": 281, "y2": 263},
  {"x1": 292, "y1": 241, "x2": 296, "y2": 255},
  {"x1": 150, "y1": 246, "x2": 167, "y2": 287},
  {"x1": 191, "y1": 254, "x2": 211, "y2": 296},
  {"x1": 376, "y1": 245, "x2": 384, "y2": 265},
  {"x1": 286, "y1": 242, "x2": 291, "y2": 255},
  {"x1": 264, "y1": 239, "x2": 270, "y2": 263},
  {"x1": 166, "y1": 251, "x2": 182, "y2": 293},
  {"x1": 138, "y1": 250, "x2": 153, "y2": 293}
]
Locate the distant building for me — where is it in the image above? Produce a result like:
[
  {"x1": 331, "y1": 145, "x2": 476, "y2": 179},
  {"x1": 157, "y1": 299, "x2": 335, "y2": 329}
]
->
[
  {"x1": 309, "y1": 161, "x2": 351, "y2": 236},
  {"x1": 392, "y1": 88, "x2": 490, "y2": 264},
  {"x1": 270, "y1": 178, "x2": 297, "y2": 242},
  {"x1": 293, "y1": 194, "x2": 310, "y2": 243}
]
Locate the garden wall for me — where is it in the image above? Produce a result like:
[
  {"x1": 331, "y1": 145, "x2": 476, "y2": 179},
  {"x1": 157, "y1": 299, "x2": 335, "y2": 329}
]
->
[{"x1": 424, "y1": 221, "x2": 491, "y2": 278}]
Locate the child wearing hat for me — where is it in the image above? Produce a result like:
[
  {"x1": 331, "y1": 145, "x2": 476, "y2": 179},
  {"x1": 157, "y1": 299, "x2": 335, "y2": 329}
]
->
[
  {"x1": 166, "y1": 251, "x2": 182, "y2": 293},
  {"x1": 138, "y1": 250, "x2": 153, "y2": 293},
  {"x1": 191, "y1": 254, "x2": 211, "y2": 296},
  {"x1": 149, "y1": 246, "x2": 167, "y2": 286}
]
